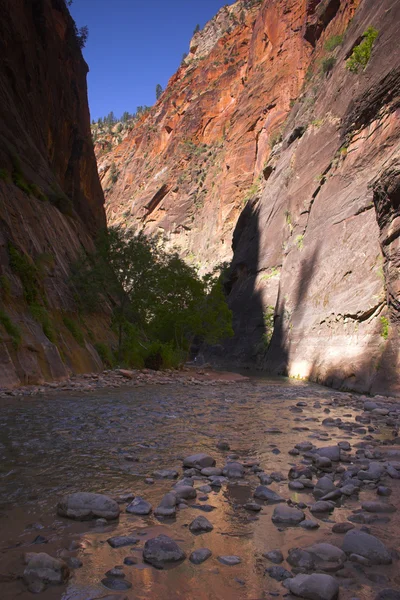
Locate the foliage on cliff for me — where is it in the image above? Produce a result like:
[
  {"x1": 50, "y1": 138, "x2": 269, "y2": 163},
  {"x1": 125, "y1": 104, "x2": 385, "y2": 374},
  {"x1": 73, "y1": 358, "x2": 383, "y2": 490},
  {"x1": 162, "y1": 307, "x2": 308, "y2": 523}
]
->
[{"x1": 72, "y1": 227, "x2": 233, "y2": 368}]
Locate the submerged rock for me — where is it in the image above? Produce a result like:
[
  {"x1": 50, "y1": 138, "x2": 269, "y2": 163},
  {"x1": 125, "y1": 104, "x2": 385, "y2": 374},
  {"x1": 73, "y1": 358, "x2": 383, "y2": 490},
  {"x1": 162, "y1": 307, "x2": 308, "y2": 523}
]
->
[
  {"x1": 286, "y1": 573, "x2": 339, "y2": 600},
  {"x1": 125, "y1": 497, "x2": 152, "y2": 515},
  {"x1": 342, "y1": 530, "x2": 392, "y2": 565},
  {"x1": 23, "y1": 552, "x2": 69, "y2": 586},
  {"x1": 253, "y1": 485, "x2": 284, "y2": 502},
  {"x1": 57, "y1": 492, "x2": 120, "y2": 521},
  {"x1": 272, "y1": 505, "x2": 305, "y2": 525},
  {"x1": 217, "y1": 555, "x2": 241, "y2": 566},
  {"x1": 189, "y1": 548, "x2": 212, "y2": 564},
  {"x1": 143, "y1": 534, "x2": 186, "y2": 568}
]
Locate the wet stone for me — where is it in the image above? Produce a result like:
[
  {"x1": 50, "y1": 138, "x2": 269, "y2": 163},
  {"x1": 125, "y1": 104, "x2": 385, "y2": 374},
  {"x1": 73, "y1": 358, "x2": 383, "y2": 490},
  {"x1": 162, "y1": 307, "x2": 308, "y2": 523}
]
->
[
  {"x1": 244, "y1": 502, "x2": 262, "y2": 512},
  {"x1": 101, "y1": 578, "x2": 132, "y2": 590},
  {"x1": 217, "y1": 440, "x2": 230, "y2": 450},
  {"x1": 153, "y1": 469, "x2": 179, "y2": 479},
  {"x1": 266, "y1": 565, "x2": 293, "y2": 581},
  {"x1": 332, "y1": 522, "x2": 354, "y2": 534},
  {"x1": 342, "y1": 530, "x2": 392, "y2": 565},
  {"x1": 310, "y1": 501, "x2": 335, "y2": 513},
  {"x1": 301, "y1": 520, "x2": 320, "y2": 530},
  {"x1": 126, "y1": 497, "x2": 152, "y2": 515},
  {"x1": 254, "y1": 485, "x2": 284, "y2": 502},
  {"x1": 123, "y1": 556, "x2": 137, "y2": 565},
  {"x1": 263, "y1": 549, "x2": 284, "y2": 563},
  {"x1": 23, "y1": 553, "x2": 70, "y2": 586},
  {"x1": 189, "y1": 515, "x2": 214, "y2": 533},
  {"x1": 286, "y1": 573, "x2": 339, "y2": 600},
  {"x1": 107, "y1": 535, "x2": 140, "y2": 548},
  {"x1": 105, "y1": 566, "x2": 125, "y2": 577},
  {"x1": 183, "y1": 453, "x2": 216, "y2": 469},
  {"x1": 272, "y1": 505, "x2": 305, "y2": 525},
  {"x1": 218, "y1": 555, "x2": 241, "y2": 566},
  {"x1": 189, "y1": 548, "x2": 212, "y2": 564},
  {"x1": 143, "y1": 534, "x2": 186, "y2": 568},
  {"x1": 57, "y1": 492, "x2": 120, "y2": 521},
  {"x1": 222, "y1": 462, "x2": 245, "y2": 478},
  {"x1": 361, "y1": 501, "x2": 396, "y2": 513},
  {"x1": 374, "y1": 590, "x2": 400, "y2": 600},
  {"x1": 66, "y1": 557, "x2": 83, "y2": 569},
  {"x1": 174, "y1": 485, "x2": 197, "y2": 500}
]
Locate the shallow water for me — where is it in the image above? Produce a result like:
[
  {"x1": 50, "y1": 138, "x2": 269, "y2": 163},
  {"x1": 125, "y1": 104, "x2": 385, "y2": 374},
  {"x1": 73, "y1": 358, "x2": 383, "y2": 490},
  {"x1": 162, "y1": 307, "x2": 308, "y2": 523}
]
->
[{"x1": 0, "y1": 376, "x2": 399, "y2": 599}]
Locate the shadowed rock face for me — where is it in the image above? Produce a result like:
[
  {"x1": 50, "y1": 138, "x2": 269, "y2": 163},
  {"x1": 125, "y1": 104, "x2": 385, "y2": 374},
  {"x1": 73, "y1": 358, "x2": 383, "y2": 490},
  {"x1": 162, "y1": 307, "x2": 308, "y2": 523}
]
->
[
  {"x1": 0, "y1": 0, "x2": 106, "y2": 388},
  {"x1": 225, "y1": 0, "x2": 400, "y2": 395}
]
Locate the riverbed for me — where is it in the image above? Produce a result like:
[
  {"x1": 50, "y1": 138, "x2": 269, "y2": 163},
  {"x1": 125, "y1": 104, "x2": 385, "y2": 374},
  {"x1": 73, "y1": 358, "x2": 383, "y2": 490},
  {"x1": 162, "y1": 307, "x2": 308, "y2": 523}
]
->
[{"x1": 0, "y1": 375, "x2": 399, "y2": 599}]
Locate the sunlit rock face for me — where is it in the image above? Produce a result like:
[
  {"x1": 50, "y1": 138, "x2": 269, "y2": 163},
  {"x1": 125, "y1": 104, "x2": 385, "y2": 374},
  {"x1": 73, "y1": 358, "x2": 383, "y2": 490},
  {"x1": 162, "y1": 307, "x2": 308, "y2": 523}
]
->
[
  {"x1": 99, "y1": 0, "x2": 399, "y2": 395},
  {"x1": 0, "y1": 0, "x2": 107, "y2": 387},
  {"x1": 97, "y1": 0, "x2": 326, "y2": 272}
]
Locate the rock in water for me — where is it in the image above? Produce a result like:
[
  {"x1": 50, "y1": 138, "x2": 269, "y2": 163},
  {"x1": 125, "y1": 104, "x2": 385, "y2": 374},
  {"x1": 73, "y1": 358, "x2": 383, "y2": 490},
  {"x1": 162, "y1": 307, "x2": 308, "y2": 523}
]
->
[
  {"x1": 342, "y1": 530, "x2": 392, "y2": 565},
  {"x1": 57, "y1": 492, "x2": 120, "y2": 520},
  {"x1": 189, "y1": 515, "x2": 214, "y2": 533},
  {"x1": 125, "y1": 497, "x2": 152, "y2": 515},
  {"x1": 143, "y1": 534, "x2": 186, "y2": 568},
  {"x1": 189, "y1": 548, "x2": 212, "y2": 564},
  {"x1": 287, "y1": 573, "x2": 339, "y2": 600},
  {"x1": 272, "y1": 505, "x2": 305, "y2": 525},
  {"x1": 253, "y1": 485, "x2": 285, "y2": 502},
  {"x1": 23, "y1": 553, "x2": 69, "y2": 586},
  {"x1": 107, "y1": 535, "x2": 140, "y2": 548},
  {"x1": 183, "y1": 453, "x2": 216, "y2": 468},
  {"x1": 217, "y1": 555, "x2": 241, "y2": 566}
]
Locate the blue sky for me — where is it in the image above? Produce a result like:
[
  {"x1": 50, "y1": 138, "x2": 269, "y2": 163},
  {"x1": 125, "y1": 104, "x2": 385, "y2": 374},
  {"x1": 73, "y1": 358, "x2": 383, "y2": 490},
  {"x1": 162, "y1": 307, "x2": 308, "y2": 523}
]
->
[{"x1": 69, "y1": 0, "x2": 228, "y2": 122}]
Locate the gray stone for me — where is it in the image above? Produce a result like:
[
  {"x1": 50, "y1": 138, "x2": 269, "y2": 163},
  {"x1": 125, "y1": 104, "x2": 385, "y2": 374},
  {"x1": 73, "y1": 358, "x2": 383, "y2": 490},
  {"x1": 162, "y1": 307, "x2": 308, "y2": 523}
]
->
[
  {"x1": 154, "y1": 492, "x2": 177, "y2": 517},
  {"x1": 107, "y1": 535, "x2": 140, "y2": 548},
  {"x1": 201, "y1": 467, "x2": 222, "y2": 477},
  {"x1": 314, "y1": 446, "x2": 340, "y2": 462},
  {"x1": 217, "y1": 440, "x2": 230, "y2": 450},
  {"x1": 57, "y1": 492, "x2": 120, "y2": 521},
  {"x1": 259, "y1": 473, "x2": 273, "y2": 485},
  {"x1": 272, "y1": 505, "x2": 305, "y2": 525},
  {"x1": 254, "y1": 485, "x2": 284, "y2": 502},
  {"x1": 143, "y1": 534, "x2": 186, "y2": 568},
  {"x1": 244, "y1": 501, "x2": 262, "y2": 511},
  {"x1": 332, "y1": 522, "x2": 354, "y2": 534},
  {"x1": 101, "y1": 578, "x2": 132, "y2": 590},
  {"x1": 362, "y1": 501, "x2": 396, "y2": 513},
  {"x1": 342, "y1": 530, "x2": 392, "y2": 565},
  {"x1": 189, "y1": 515, "x2": 213, "y2": 533},
  {"x1": 264, "y1": 549, "x2": 284, "y2": 563},
  {"x1": 174, "y1": 485, "x2": 197, "y2": 500},
  {"x1": 287, "y1": 573, "x2": 339, "y2": 600},
  {"x1": 198, "y1": 484, "x2": 212, "y2": 493},
  {"x1": 305, "y1": 543, "x2": 345, "y2": 569},
  {"x1": 287, "y1": 548, "x2": 315, "y2": 570},
  {"x1": 222, "y1": 461, "x2": 245, "y2": 478},
  {"x1": 125, "y1": 497, "x2": 152, "y2": 515},
  {"x1": 23, "y1": 553, "x2": 70, "y2": 586},
  {"x1": 313, "y1": 476, "x2": 336, "y2": 499},
  {"x1": 217, "y1": 555, "x2": 241, "y2": 565},
  {"x1": 301, "y1": 520, "x2": 320, "y2": 530},
  {"x1": 153, "y1": 469, "x2": 179, "y2": 479},
  {"x1": 183, "y1": 453, "x2": 215, "y2": 469},
  {"x1": 310, "y1": 501, "x2": 335, "y2": 513},
  {"x1": 358, "y1": 462, "x2": 385, "y2": 481},
  {"x1": 190, "y1": 548, "x2": 212, "y2": 564},
  {"x1": 315, "y1": 456, "x2": 332, "y2": 470},
  {"x1": 289, "y1": 481, "x2": 305, "y2": 490},
  {"x1": 266, "y1": 566, "x2": 292, "y2": 581}
]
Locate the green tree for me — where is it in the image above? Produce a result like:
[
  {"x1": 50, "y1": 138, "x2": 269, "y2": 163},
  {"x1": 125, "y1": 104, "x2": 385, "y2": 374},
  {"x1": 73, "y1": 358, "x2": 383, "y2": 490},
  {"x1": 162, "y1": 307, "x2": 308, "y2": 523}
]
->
[
  {"x1": 121, "y1": 111, "x2": 131, "y2": 123},
  {"x1": 76, "y1": 25, "x2": 88, "y2": 49},
  {"x1": 156, "y1": 84, "x2": 163, "y2": 101},
  {"x1": 71, "y1": 227, "x2": 233, "y2": 366},
  {"x1": 193, "y1": 24, "x2": 200, "y2": 35}
]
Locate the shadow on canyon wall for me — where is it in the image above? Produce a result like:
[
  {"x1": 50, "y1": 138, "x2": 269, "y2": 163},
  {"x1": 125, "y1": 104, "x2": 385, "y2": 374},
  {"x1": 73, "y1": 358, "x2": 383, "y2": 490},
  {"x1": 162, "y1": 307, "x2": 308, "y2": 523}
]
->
[{"x1": 209, "y1": 178, "x2": 399, "y2": 396}]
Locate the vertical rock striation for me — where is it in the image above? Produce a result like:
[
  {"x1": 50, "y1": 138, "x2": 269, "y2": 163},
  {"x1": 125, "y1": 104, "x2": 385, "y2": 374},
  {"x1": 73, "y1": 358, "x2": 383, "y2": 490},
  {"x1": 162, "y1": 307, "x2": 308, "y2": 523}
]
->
[{"x1": 0, "y1": 0, "x2": 107, "y2": 388}]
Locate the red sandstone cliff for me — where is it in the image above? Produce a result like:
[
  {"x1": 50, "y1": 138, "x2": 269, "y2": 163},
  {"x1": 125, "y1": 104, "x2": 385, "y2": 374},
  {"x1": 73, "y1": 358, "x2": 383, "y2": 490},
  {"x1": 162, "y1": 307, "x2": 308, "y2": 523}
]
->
[
  {"x1": 0, "y1": 0, "x2": 108, "y2": 388},
  {"x1": 98, "y1": 0, "x2": 400, "y2": 395}
]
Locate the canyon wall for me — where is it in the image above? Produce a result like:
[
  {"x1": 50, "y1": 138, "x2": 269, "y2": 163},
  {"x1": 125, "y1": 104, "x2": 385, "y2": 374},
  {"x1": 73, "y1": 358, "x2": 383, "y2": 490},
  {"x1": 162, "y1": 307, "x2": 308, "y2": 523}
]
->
[
  {"x1": 100, "y1": 0, "x2": 399, "y2": 395},
  {"x1": 0, "y1": 0, "x2": 108, "y2": 388}
]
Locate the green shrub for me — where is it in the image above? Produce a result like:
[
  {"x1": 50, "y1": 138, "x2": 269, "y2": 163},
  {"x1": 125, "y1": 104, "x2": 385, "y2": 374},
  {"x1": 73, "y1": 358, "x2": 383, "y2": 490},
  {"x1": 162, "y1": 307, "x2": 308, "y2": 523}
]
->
[
  {"x1": 63, "y1": 316, "x2": 85, "y2": 346},
  {"x1": 0, "y1": 308, "x2": 22, "y2": 348},
  {"x1": 321, "y1": 56, "x2": 336, "y2": 75},
  {"x1": 0, "y1": 275, "x2": 11, "y2": 299},
  {"x1": 380, "y1": 316, "x2": 389, "y2": 340},
  {"x1": 8, "y1": 245, "x2": 41, "y2": 305},
  {"x1": 0, "y1": 168, "x2": 10, "y2": 182},
  {"x1": 94, "y1": 342, "x2": 115, "y2": 367},
  {"x1": 324, "y1": 34, "x2": 343, "y2": 52},
  {"x1": 29, "y1": 304, "x2": 56, "y2": 343},
  {"x1": 347, "y1": 27, "x2": 378, "y2": 73},
  {"x1": 28, "y1": 183, "x2": 47, "y2": 202}
]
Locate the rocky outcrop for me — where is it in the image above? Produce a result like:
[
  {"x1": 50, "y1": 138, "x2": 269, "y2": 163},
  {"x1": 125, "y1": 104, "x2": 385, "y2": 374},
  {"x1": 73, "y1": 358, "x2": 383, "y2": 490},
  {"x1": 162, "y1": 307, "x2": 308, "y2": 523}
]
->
[
  {"x1": 0, "y1": 0, "x2": 107, "y2": 388},
  {"x1": 98, "y1": 0, "x2": 399, "y2": 395},
  {"x1": 226, "y1": 0, "x2": 400, "y2": 395},
  {"x1": 98, "y1": 0, "x2": 323, "y2": 272}
]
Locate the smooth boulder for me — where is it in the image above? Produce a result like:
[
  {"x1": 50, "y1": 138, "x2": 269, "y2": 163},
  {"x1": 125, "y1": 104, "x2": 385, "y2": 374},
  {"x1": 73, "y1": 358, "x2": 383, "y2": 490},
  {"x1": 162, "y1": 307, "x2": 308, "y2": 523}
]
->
[
  {"x1": 57, "y1": 492, "x2": 120, "y2": 521},
  {"x1": 287, "y1": 573, "x2": 339, "y2": 600},
  {"x1": 183, "y1": 454, "x2": 216, "y2": 469},
  {"x1": 143, "y1": 534, "x2": 186, "y2": 568},
  {"x1": 342, "y1": 530, "x2": 392, "y2": 565},
  {"x1": 24, "y1": 553, "x2": 69, "y2": 586}
]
